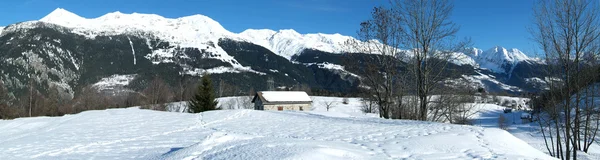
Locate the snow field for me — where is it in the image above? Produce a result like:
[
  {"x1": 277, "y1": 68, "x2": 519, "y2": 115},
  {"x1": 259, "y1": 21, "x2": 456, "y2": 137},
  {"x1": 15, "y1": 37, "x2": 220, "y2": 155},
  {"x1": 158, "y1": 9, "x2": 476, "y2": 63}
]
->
[{"x1": 0, "y1": 102, "x2": 554, "y2": 159}]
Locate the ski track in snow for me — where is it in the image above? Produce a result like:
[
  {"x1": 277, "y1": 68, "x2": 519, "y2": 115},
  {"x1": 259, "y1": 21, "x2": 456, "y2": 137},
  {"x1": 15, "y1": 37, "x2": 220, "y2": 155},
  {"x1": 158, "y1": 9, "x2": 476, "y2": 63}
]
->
[{"x1": 128, "y1": 36, "x2": 136, "y2": 65}]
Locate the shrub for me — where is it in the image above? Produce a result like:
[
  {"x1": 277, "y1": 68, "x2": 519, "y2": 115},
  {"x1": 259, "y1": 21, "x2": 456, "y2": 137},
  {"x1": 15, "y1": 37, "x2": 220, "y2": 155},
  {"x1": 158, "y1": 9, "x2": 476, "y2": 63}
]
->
[{"x1": 342, "y1": 97, "x2": 349, "y2": 104}]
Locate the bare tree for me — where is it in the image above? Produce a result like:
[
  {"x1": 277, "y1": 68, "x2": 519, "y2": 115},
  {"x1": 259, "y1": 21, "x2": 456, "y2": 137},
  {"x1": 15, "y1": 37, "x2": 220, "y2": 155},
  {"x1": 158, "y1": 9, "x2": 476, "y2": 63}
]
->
[
  {"x1": 73, "y1": 85, "x2": 103, "y2": 112},
  {"x1": 449, "y1": 99, "x2": 479, "y2": 125},
  {"x1": 18, "y1": 78, "x2": 45, "y2": 117},
  {"x1": 393, "y1": 0, "x2": 469, "y2": 121},
  {"x1": 0, "y1": 80, "x2": 17, "y2": 119},
  {"x1": 183, "y1": 79, "x2": 199, "y2": 101},
  {"x1": 0, "y1": 80, "x2": 9, "y2": 105},
  {"x1": 174, "y1": 77, "x2": 196, "y2": 102},
  {"x1": 441, "y1": 81, "x2": 478, "y2": 124},
  {"x1": 322, "y1": 101, "x2": 336, "y2": 111},
  {"x1": 43, "y1": 85, "x2": 64, "y2": 116},
  {"x1": 361, "y1": 97, "x2": 378, "y2": 114},
  {"x1": 27, "y1": 78, "x2": 35, "y2": 117},
  {"x1": 125, "y1": 92, "x2": 144, "y2": 107},
  {"x1": 142, "y1": 76, "x2": 174, "y2": 111},
  {"x1": 387, "y1": 78, "x2": 409, "y2": 119},
  {"x1": 346, "y1": 6, "x2": 404, "y2": 119},
  {"x1": 348, "y1": 0, "x2": 467, "y2": 120},
  {"x1": 532, "y1": 0, "x2": 600, "y2": 159},
  {"x1": 578, "y1": 67, "x2": 600, "y2": 153},
  {"x1": 430, "y1": 91, "x2": 478, "y2": 124}
]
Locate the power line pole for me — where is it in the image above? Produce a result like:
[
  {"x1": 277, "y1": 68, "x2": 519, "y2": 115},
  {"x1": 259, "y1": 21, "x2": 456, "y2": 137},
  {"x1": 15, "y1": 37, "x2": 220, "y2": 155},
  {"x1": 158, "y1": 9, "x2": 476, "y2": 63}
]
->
[{"x1": 267, "y1": 77, "x2": 274, "y2": 91}]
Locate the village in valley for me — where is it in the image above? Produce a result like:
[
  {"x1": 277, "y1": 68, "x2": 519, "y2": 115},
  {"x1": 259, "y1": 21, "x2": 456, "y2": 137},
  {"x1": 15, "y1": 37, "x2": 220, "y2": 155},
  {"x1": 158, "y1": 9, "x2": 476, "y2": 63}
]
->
[{"x1": 0, "y1": 0, "x2": 599, "y2": 159}]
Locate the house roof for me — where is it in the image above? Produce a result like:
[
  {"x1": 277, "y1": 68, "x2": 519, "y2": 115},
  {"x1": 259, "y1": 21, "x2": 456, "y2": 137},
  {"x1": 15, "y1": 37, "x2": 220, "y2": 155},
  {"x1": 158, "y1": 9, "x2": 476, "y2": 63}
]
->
[{"x1": 253, "y1": 91, "x2": 312, "y2": 103}]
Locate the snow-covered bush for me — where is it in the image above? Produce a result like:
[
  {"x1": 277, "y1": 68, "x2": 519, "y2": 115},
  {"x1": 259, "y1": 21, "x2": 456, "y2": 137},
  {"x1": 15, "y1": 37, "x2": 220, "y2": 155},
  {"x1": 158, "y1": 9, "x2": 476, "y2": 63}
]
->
[{"x1": 342, "y1": 97, "x2": 349, "y2": 104}]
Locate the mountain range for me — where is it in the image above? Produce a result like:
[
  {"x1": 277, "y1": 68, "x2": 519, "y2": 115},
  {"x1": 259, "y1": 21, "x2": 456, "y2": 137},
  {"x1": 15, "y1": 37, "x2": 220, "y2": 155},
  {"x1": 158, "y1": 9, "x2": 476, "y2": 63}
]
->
[{"x1": 0, "y1": 8, "x2": 550, "y2": 99}]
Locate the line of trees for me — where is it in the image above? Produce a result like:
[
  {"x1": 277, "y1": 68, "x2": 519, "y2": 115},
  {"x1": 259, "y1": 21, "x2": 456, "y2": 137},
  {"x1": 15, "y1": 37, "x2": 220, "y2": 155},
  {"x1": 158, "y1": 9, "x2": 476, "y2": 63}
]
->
[
  {"x1": 0, "y1": 74, "x2": 224, "y2": 119},
  {"x1": 531, "y1": 0, "x2": 600, "y2": 159},
  {"x1": 346, "y1": 1, "x2": 600, "y2": 158},
  {"x1": 0, "y1": 80, "x2": 127, "y2": 119},
  {"x1": 346, "y1": 0, "x2": 473, "y2": 123}
]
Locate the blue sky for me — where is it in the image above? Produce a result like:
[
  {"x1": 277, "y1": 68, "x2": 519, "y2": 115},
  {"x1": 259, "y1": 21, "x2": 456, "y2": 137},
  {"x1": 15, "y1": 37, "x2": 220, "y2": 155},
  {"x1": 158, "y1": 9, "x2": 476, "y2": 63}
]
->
[{"x1": 0, "y1": 0, "x2": 539, "y2": 55}]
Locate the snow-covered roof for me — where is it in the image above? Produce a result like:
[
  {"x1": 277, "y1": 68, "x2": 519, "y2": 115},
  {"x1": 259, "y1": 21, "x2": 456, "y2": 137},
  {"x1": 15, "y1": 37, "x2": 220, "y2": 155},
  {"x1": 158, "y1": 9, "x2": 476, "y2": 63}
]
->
[{"x1": 255, "y1": 91, "x2": 312, "y2": 103}]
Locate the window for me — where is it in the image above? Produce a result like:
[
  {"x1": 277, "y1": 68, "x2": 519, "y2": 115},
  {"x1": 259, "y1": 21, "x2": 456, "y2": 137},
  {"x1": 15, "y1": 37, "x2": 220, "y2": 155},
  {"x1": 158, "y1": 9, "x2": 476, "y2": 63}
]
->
[
  {"x1": 299, "y1": 106, "x2": 303, "y2": 111},
  {"x1": 278, "y1": 106, "x2": 283, "y2": 111}
]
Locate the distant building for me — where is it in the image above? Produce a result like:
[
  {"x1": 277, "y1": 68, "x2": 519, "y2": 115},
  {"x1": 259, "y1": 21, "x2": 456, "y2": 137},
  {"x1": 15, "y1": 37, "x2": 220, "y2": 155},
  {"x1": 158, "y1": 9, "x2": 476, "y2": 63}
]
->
[{"x1": 252, "y1": 91, "x2": 312, "y2": 111}]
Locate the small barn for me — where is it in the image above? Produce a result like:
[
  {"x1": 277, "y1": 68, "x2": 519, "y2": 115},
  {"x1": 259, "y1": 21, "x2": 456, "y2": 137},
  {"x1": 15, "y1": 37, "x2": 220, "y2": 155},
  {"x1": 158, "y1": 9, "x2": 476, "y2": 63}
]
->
[{"x1": 252, "y1": 91, "x2": 312, "y2": 111}]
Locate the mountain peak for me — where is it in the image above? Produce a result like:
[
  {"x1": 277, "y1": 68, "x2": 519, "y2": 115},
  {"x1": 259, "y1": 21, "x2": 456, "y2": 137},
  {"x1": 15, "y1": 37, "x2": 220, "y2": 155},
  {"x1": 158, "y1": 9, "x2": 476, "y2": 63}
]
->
[
  {"x1": 487, "y1": 46, "x2": 506, "y2": 53},
  {"x1": 40, "y1": 8, "x2": 85, "y2": 22},
  {"x1": 277, "y1": 29, "x2": 302, "y2": 37},
  {"x1": 98, "y1": 11, "x2": 125, "y2": 18},
  {"x1": 483, "y1": 46, "x2": 526, "y2": 61},
  {"x1": 487, "y1": 46, "x2": 526, "y2": 55}
]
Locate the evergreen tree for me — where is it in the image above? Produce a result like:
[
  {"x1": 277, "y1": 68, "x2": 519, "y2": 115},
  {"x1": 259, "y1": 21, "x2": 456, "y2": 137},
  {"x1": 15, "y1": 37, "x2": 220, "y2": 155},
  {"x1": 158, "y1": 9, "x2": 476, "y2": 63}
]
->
[{"x1": 188, "y1": 75, "x2": 219, "y2": 113}]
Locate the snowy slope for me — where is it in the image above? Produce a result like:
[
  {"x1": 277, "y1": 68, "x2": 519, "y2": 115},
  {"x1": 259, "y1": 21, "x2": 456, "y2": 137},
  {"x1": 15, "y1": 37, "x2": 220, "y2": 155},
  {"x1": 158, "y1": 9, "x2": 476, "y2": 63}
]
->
[
  {"x1": 92, "y1": 74, "x2": 136, "y2": 90},
  {"x1": 0, "y1": 26, "x2": 4, "y2": 35},
  {"x1": 463, "y1": 72, "x2": 523, "y2": 93},
  {"x1": 92, "y1": 74, "x2": 137, "y2": 95},
  {"x1": 0, "y1": 108, "x2": 554, "y2": 159}
]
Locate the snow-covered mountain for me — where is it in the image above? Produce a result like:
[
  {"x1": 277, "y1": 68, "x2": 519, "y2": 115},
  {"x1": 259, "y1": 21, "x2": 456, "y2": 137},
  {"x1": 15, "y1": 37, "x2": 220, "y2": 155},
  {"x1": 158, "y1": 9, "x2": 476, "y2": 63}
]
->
[
  {"x1": 238, "y1": 29, "x2": 364, "y2": 60},
  {"x1": 37, "y1": 8, "x2": 368, "y2": 62},
  {"x1": 457, "y1": 46, "x2": 549, "y2": 93},
  {"x1": 37, "y1": 8, "x2": 541, "y2": 72},
  {"x1": 0, "y1": 8, "x2": 550, "y2": 98},
  {"x1": 465, "y1": 46, "x2": 540, "y2": 73}
]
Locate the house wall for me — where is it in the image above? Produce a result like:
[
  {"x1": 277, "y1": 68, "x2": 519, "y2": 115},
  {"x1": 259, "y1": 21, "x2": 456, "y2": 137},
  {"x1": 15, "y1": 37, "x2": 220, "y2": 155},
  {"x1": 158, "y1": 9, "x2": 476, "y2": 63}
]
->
[{"x1": 264, "y1": 103, "x2": 311, "y2": 111}]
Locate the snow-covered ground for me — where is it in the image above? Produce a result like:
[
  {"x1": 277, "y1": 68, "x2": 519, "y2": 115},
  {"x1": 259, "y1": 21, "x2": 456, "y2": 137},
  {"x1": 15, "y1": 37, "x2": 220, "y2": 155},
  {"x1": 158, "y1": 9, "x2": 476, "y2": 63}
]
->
[
  {"x1": 0, "y1": 97, "x2": 555, "y2": 159},
  {"x1": 471, "y1": 104, "x2": 600, "y2": 160},
  {"x1": 309, "y1": 96, "x2": 379, "y2": 118}
]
